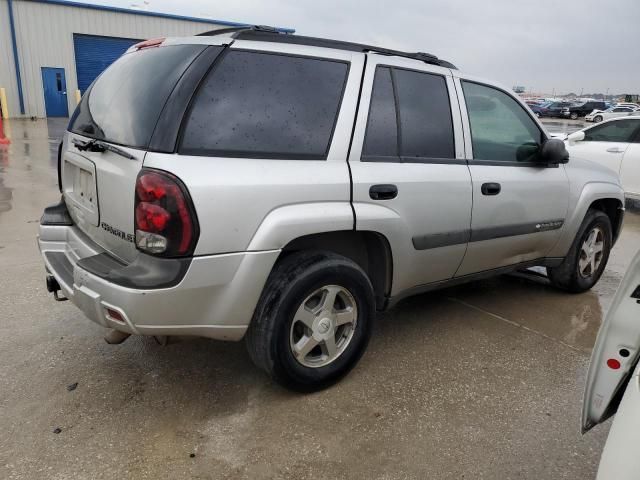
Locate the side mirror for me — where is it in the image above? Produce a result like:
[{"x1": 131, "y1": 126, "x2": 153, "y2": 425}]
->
[
  {"x1": 541, "y1": 138, "x2": 569, "y2": 165},
  {"x1": 567, "y1": 131, "x2": 585, "y2": 144}
]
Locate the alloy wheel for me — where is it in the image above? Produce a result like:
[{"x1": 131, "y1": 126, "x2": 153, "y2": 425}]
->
[
  {"x1": 578, "y1": 227, "x2": 605, "y2": 278},
  {"x1": 289, "y1": 285, "x2": 358, "y2": 368}
]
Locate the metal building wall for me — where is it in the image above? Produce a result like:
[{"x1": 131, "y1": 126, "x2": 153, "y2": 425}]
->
[
  {"x1": 2, "y1": 0, "x2": 231, "y2": 117},
  {"x1": 0, "y1": 0, "x2": 20, "y2": 117}
]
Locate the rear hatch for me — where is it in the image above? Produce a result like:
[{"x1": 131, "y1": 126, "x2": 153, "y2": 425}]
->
[
  {"x1": 63, "y1": 42, "x2": 206, "y2": 262},
  {"x1": 583, "y1": 248, "x2": 640, "y2": 432}
]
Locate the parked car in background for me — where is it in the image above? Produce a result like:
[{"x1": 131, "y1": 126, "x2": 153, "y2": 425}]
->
[
  {"x1": 564, "y1": 116, "x2": 640, "y2": 200},
  {"x1": 563, "y1": 101, "x2": 607, "y2": 120},
  {"x1": 582, "y1": 248, "x2": 640, "y2": 479},
  {"x1": 535, "y1": 101, "x2": 572, "y2": 118},
  {"x1": 586, "y1": 106, "x2": 639, "y2": 123},
  {"x1": 529, "y1": 101, "x2": 551, "y2": 116},
  {"x1": 614, "y1": 102, "x2": 640, "y2": 109}
]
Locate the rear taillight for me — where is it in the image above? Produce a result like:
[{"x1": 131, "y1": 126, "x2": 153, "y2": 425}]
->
[{"x1": 134, "y1": 169, "x2": 199, "y2": 257}]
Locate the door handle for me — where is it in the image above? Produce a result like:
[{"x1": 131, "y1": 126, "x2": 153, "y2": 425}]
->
[
  {"x1": 369, "y1": 184, "x2": 398, "y2": 200},
  {"x1": 606, "y1": 147, "x2": 623, "y2": 153},
  {"x1": 481, "y1": 182, "x2": 501, "y2": 196}
]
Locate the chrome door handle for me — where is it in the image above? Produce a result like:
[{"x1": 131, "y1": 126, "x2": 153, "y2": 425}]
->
[{"x1": 606, "y1": 147, "x2": 624, "y2": 153}]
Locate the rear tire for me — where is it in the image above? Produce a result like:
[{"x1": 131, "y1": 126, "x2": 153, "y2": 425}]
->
[
  {"x1": 245, "y1": 251, "x2": 375, "y2": 392},
  {"x1": 547, "y1": 210, "x2": 612, "y2": 293}
]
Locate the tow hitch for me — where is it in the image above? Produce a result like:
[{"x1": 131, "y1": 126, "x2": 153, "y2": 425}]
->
[{"x1": 46, "y1": 275, "x2": 68, "y2": 302}]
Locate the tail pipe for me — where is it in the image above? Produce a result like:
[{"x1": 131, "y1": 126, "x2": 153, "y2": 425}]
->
[{"x1": 46, "y1": 275, "x2": 67, "y2": 302}]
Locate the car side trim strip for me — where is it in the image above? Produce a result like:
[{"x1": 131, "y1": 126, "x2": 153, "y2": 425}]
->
[
  {"x1": 412, "y1": 219, "x2": 564, "y2": 250},
  {"x1": 412, "y1": 230, "x2": 470, "y2": 250},
  {"x1": 471, "y1": 219, "x2": 564, "y2": 242}
]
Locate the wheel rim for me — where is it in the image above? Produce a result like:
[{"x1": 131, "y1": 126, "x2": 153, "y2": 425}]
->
[
  {"x1": 289, "y1": 285, "x2": 358, "y2": 368},
  {"x1": 595, "y1": 116, "x2": 602, "y2": 122},
  {"x1": 578, "y1": 227, "x2": 605, "y2": 278}
]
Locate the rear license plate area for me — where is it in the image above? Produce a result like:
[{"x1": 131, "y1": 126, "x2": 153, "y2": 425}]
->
[{"x1": 63, "y1": 152, "x2": 99, "y2": 227}]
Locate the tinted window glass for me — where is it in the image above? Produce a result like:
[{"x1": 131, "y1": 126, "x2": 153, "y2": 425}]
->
[
  {"x1": 394, "y1": 69, "x2": 455, "y2": 159},
  {"x1": 69, "y1": 45, "x2": 205, "y2": 148},
  {"x1": 584, "y1": 120, "x2": 640, "y2": 142},
  {"x1": 362, "y1": 67, "x2": 398, "y2": 159},
  {"x1": 180, "y1": 51, "x2": 348, "y2": 159},
  {"x1": 463, "y1": 81, "x2": 542, "y2": 163}
]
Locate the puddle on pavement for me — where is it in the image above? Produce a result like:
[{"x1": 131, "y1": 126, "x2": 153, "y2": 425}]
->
[
  {"x1": 0, "y1": 118, "x2": 66, "y2": 217},
  {"x1": 540, "y1": 118, "x2": 587, "y2": 135}
]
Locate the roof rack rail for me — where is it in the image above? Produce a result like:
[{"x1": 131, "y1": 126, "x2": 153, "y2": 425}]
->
[
  {"x1": 197, "y1": 24, "x2": 291, "y2": 37},
  {"x1": 231, "y1": 29, "x2": 457, "y2": 69}
]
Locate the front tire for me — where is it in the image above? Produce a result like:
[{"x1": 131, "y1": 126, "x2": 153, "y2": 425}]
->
[
  {"x1": 594, "y1": 115, "x2": 604, "y2": 123},
  {"x1": 570, "y1": 112, "x2": 579, "y2": 120},
  {"x1": 245, "y1": 251, "x2": 375, "y2": 391},
  {"x1": 547, "y1": 210, "x2": 612, "y2": 293}
]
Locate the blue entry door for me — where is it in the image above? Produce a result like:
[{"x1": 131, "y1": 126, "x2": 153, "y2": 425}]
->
[{"x1": 41, "y1": 67, "x2": 69, "y2": 117}]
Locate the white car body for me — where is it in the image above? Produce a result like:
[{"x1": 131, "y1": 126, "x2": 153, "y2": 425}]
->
[
  {"x1": 583, "y1": 249, "x2": 640, "y2": 479},
  {"x1": 585, "y1": 106, "x2": 639, "y2": 122},
  {"x1": 614, "y1": 103, "x2": 640, "y2": 109},
  {"x1": 564, "y1": 116, "x2": 640, "y2": 200}
]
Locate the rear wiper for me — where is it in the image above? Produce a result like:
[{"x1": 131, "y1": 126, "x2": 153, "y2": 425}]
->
[{"x1": 72, "y1": 138, "x2": 136, "y2": 160}]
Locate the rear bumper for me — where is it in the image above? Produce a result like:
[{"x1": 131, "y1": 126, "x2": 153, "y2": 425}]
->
[{"x1": 38, "y1": 222, "x2": 279, "y2": 341}]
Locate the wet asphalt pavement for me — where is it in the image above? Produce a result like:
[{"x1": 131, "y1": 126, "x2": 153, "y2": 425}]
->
[
  {"x1": 1, "y1": 118, "x2": 639, "y2": 479},
  {"x1": 540, "y1": 118, "x2": 590, "y2": 136}
]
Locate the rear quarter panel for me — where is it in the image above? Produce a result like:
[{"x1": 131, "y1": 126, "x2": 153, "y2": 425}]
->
[
  {"x1": 143, "y1": 47, "x2": 364, "y2": 256},
  {"x1": 141, "y1": 154, "x2": 354, "y2": 254}
]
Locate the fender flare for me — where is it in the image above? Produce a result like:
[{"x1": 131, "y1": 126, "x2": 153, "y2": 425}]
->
[
  {"x1": 548, "y1": 181, "x2": 624, "y2": 257},
  {"x1": 246, "y1": 202, "x2": 354, "y2": 251}
]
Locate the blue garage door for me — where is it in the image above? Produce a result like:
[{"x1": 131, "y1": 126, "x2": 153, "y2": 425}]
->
[{"x1": 73, "y1": 34, "x2": 140, "y2": 94}]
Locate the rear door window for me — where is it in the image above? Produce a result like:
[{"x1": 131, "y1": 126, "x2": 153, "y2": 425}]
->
[
  {"x1": 179, "y1": 51, "x2": 349, "y2": 159},
  {"x1": 394, "y1": 69, "x2": 455, "y2": 160},
  {"x1": 69, "y1": 44, "x2": 206, "y2": 148},
  {"x1": 362, "y1": 67, "x2": 398, "y2": 160},
  {"x1": 361, "y1": 66, "x2": 455, "y2": 162},
  {"x1": 584, "y1": 119, "x2": 640, "y2": 142}
]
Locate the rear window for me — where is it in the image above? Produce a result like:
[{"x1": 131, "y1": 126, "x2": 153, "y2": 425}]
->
[
  {"x1": 69, "y1": 44, "x2": 205, "y2": 148},
  {"x1": 179, "y1": 51, "x2": 349, "y2": 159}
]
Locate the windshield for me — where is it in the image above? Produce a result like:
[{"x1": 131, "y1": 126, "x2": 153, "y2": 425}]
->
[{"x1": 68, "y1": 44, "x2": 205, "y2": 149}]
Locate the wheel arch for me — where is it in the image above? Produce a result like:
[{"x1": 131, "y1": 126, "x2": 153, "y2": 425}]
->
[
  {"x1": 549, "y1": 182, "x2": 625, "y2": 257},
  {"x1": 589, "y1": 198, "x2": 625, "y2": 244},
  {"x1": 277, "y1": 230, "x2": 393, "y2": 310}
]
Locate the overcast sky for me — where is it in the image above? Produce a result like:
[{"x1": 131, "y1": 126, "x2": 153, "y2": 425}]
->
[{"x1": 95, "y1": 0, "x2": 638, "y2": 94}]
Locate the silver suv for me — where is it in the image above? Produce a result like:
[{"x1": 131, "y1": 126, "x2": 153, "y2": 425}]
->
[{"x1": 38, "y1": 27, "x2": 625, "y2": 390}]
